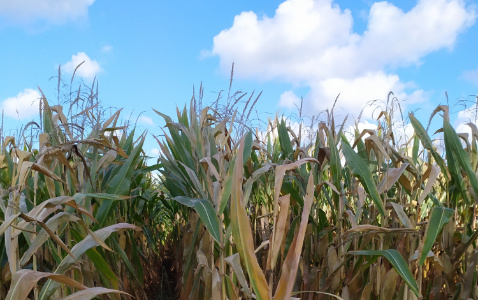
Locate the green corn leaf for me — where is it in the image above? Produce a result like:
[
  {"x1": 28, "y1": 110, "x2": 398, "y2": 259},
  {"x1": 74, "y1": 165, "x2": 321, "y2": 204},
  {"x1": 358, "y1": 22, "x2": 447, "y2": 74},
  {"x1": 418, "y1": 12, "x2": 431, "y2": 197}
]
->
[
  {"x1": 412, "y1": 134, "x2": 419, "y2": 165},
  {"x1": 173, "y1": 196, "x2": 221, "y2": 243},
  {"x1": 96, "y1": 135, "x2": 145, "y2": 228},
  {"x1": 350, "y1": 249, "x2": 419, "y2": 297},
  {"x1": 341, "y1": 140, "x2": 385, "y2": 217},
  {"x1": 443, "y1": 119, "x2": 478, "y2": 200},
  {"x1": 419, "y1": 207, "x2": 454, "y2": 266},
  {"x1": 85, "y1": 248, "x2": 119, "y2": 289},
  {"x1": 409, "y1": 113, "x2": 449, "y2": 181},
  {"x1": 219, "y1": 170, "x2": 233, "y2": 215},
  {"x1": 111, "y1": 238, "x2": 141, "y2": 284},
  {"x1": 279, "y1": 119, "x2": 293, "y2": 158},
  {"x1": 243, "y1": 130, "x2": 253, "y2": 165}
]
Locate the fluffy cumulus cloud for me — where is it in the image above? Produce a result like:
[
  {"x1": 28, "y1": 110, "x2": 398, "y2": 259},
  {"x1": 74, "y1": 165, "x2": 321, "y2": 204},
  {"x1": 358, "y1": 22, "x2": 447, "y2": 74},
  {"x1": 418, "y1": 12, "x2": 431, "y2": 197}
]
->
[
  {"x1": 211, "y1": 0, "x2": 476, "y2": 119},
  {"x1": 138, "y1": 115, "x2": 155, "y2": 126},
  {"x1": 62, "y1": 52, "x2": 101, "y2": 81},
  {"x1": 0, "y1": 0, "x2": 95, "y2": 25},
  {"x1": 279, "y1": 90, "x2": 302, "y2": 109},
  {"x1": 1, "y1": 88, "x2": 41, "y2": 119}
]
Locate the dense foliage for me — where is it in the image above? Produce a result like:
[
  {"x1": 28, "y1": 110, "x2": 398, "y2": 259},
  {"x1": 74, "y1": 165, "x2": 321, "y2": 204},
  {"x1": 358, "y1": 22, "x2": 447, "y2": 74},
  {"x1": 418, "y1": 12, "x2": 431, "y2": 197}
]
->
[
  {"x1": 2, "y1": 76, "x2": 478, "y2": 300},
  {"x1": 0, "y1": 89, "x2": 164, "y2": 299},
  {"x1": 157, "y1": 102, "x2": 478, "y2": 300}
]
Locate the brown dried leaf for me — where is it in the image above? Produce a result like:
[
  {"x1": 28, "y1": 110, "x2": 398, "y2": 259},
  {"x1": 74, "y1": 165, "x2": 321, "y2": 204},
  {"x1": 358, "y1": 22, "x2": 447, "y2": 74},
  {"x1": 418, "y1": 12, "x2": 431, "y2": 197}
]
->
[
  {"x1": 6, "y1": 269, "x2": 86, "y2": 300},
  {"x1": 380, "y1": 268, "x2": 398, "y2": 299},
  {"x1": 377, "y1": 163, "x2": 409, "y2": 194},
  {"x1": 418, "y1": 165, "x2": 440, "y2": 204},
  {"x1": 274, "y1": 175, "x2": 315, "y2": 299},
  {"x1": 270, "y1": 194, "x2": 291, "y2": 268}
]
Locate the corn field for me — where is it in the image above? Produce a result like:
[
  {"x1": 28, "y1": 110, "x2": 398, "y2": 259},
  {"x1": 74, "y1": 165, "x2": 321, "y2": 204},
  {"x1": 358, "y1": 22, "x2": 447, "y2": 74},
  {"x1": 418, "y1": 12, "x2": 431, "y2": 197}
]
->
[
  {"x1": 2, "y1": 79, "x2": 478, "y2": 300},
  {"x1": 157, "y1": 102, "x2": 478, "y2": 300}
]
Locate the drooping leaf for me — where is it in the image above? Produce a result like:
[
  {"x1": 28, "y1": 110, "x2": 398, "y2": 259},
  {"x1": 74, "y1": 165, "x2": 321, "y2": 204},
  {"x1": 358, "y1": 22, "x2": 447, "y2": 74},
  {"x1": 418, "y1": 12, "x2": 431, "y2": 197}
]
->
[
  {"x1": 6, "y1": 269, "x2": 86, "y2": 300},
  {"x1": 341, "y1": 140, "x2": 385, "y2": 216},
  {"x1": 173, "y1": 196, "x2": 221, "y2": 243},
  {"x1": 225, "y1": 253, "x2": 251, "y2": 298},
  {"x1": 62, "y1": 287, "x2": 129, "y2": 300},
  {"x1": 20, "y1": 212, "x2": 80, "y2": 266},
  {"x1": 409, "y1": 113, "x2": 449, "y2": 180},
  {"x1": 443, "y1": 119, "x2": 478, "y2": 200},
  {"x1": 39, "y1": 223, "x2": 140, "y2": 300},
  {"x1": 350, "y1": 249, "x2": 419, "y2": 297}
]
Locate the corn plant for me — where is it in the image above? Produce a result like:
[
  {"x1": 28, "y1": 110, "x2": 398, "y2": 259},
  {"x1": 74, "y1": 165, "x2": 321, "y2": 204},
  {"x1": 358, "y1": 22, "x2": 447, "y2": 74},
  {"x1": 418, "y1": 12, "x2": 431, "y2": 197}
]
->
[
  {"x1": 0, "y1": 89, "x2": 154, "y2": 299},
  {"x1": 156, "y1": 101, "x2": 478, "y2": 299}
]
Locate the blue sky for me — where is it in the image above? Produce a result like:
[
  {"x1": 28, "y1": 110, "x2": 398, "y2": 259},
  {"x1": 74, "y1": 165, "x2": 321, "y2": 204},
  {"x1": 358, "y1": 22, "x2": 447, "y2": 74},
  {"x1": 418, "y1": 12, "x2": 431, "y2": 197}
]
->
[{"x1": 1, "y1": 0, "x2": 478, "y2": 156}]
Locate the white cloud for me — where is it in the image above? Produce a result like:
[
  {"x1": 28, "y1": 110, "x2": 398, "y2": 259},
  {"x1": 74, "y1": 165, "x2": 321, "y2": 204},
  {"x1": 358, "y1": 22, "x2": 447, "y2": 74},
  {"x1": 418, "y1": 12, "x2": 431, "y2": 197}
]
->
[
  {"x1": 462, "y1": 68, "x2": 478, "y2": 85},
  {"x1": 455, "y1": 100, "x2": 478, "y2": 138},
  {"x1": 101, "y1": 45, "x2": 113, "y2": 53},
  {"x1": 0, "y1": 0, "x2": 95, "y2": 25},
  {"x1": 211, "y1": 0, "x2": 475, "y2": 118},
  {"x1": 62, "y1": 52, "x2": 101, "y2": 81},
  {"x1": 279, "y1": 90, "x2": 301, "y2": 109},
  {"x1": 150, "y1": 148, "x2": 161, "y2": 156},
  {"x1": 138, "y1": 115, "x2": 154, "y2": 126},
  {"x1": 1, "y1": 88, "x2": 41, "y2": 119}
]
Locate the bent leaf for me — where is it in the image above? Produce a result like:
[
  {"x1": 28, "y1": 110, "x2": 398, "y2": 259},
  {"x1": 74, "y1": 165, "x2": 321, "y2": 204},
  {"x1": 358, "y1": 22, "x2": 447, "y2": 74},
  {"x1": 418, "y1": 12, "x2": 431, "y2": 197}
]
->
[
  {"x1": 350, "y1": 249, "x2": 419, "y2": 297},
  {"x1": 173, "y1": 196, "x2": 221, "y2": 243},
  {"x1": 39, "y1": 223, "x2": 140, "y2": 300},
  {"x1": 409, "y1": 113, "x2": 449, "y2": 180},
  {"x1": 6, "y1": 269, "x2": 86, "y2": 300},
  {"x1": 62, "y1": 287, "x2": 129, "y2": 300},
  {"x1": 341, "y1": 140, "x2": 385, "y2": 216}
]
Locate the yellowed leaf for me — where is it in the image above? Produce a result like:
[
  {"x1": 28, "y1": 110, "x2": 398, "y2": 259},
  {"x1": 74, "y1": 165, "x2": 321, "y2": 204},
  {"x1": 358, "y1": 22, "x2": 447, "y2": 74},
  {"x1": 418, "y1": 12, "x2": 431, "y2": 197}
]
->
[
  {"x1": 274, "y1": 174, "x2": 315, "y2": 299},
  {"x1": 418, "y1": 165, "x2": 440, "y2": 204},
  {"x1": 380, "y1": 268, "x2": 398, "y2": 299},
  {"x1": 269, "y1": 157, "x2": 318, "y2": 273},
  {"x1": 378, "y1": 163, "x2": 409, "y2": 193},
  {"x1": 360, "y1": 282, "x2": 373, "y2": 300},
  {"x1": 6, "y1": 269, "x2": 86, "y2": 300},
  {"x1": 270, "y1": 194, "x2": 290, "y2": 268},
  {"x1": 230, "y1": 137, "x2": 270, "y2": 299}
]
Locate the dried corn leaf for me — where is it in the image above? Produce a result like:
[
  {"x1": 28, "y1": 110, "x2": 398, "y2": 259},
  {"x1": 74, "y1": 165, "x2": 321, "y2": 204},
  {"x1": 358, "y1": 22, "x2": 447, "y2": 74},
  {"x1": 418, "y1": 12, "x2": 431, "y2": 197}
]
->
[
  {"x1": 274, "y1": 174, "x2": 315, "y2": 299},
  {"x1": 230, "y1": 137, "x2": 269, "y2": 300},
  {"x1": 418, "y1": 165, "x2": 440, "y2": 204},
  {"x1": 378, "y1": 163, "x2": 409, "y2": 194},
  {"x1": 62, "y1": 287, "x2": 129, "y2": 300},
  {"x1": 270, "y1": 194, "x2": 290, "y2": 268},
  {"x1": 6, "y1": 269, "x2": 86, "y2": 300}
]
